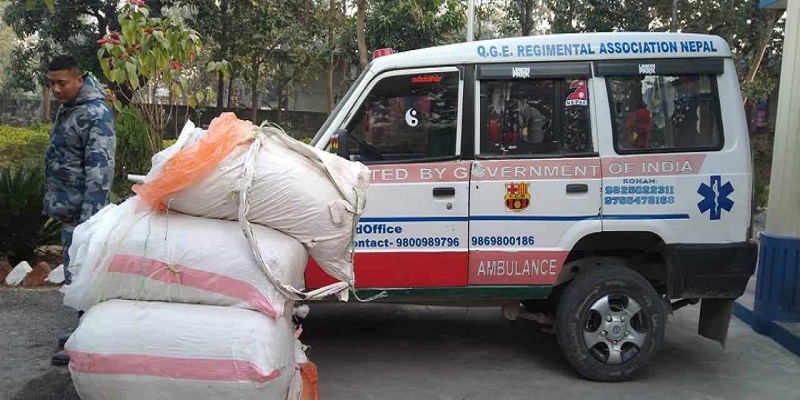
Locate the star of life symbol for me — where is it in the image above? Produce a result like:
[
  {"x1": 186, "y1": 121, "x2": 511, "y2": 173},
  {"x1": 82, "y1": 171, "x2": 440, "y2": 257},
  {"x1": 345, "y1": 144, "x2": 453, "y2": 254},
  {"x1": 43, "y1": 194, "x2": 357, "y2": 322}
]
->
[{"x1": 697, "y1": 175, "x2": 734, "y2": 220}]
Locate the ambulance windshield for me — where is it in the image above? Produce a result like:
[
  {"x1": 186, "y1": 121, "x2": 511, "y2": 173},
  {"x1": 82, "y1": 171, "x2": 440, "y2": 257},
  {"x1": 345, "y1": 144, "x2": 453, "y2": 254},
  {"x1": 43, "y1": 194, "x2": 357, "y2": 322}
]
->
[{"x1": 312, "y1": 65, "x2": 371, "y2": 146}]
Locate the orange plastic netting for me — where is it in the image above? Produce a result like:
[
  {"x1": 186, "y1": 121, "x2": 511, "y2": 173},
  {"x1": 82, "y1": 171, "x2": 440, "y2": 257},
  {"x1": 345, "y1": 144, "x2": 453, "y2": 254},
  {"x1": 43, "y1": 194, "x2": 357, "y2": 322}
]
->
[
  {"x1": 300, "y1": 361, "x2": 320, "y2": 400},
  {"x1": 133, "y1": 113, "x2": 254, "y2": 211}
]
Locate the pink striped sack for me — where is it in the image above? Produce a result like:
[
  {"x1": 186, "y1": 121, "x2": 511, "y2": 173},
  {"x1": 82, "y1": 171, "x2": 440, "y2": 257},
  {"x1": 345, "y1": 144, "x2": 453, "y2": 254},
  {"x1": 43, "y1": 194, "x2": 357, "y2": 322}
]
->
[
  {"x1": 62, "y1": 198, "x2": 307, "y2": 317},
  {"x1": 65, "y1": 300, "x2": 297, "y2": 400}
]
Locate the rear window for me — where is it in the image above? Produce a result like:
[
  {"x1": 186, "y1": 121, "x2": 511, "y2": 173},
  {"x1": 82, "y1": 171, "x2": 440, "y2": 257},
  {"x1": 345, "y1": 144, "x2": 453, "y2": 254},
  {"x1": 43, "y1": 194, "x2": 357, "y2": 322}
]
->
[{"x1": 606, "y1": 74, "x2": 724, "y2": 153}]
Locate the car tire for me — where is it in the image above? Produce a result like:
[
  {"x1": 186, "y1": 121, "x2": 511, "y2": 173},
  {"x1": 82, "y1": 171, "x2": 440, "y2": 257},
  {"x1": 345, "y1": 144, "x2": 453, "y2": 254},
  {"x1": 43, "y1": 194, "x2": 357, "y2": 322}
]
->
[{"x1": 555, "y1": 265, "x2": 665, "y2": 382}]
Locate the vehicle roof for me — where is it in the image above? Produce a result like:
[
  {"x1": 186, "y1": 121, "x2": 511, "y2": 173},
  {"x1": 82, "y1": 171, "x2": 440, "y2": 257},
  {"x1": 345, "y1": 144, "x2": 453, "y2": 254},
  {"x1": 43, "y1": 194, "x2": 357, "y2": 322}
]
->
[{"x1": 370, "y1": 32, "x2": 732, "y2": 73}]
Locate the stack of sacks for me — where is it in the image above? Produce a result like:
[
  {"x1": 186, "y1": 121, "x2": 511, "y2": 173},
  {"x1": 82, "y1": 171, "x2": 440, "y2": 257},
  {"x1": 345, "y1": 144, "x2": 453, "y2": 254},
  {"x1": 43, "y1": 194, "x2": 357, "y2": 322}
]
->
[
  {"x1": 61, "y1": 113, "x2": 368, "y2": 400},
  {"x1": 135, "y1": 113, "x2": 371, "y2": 301}
]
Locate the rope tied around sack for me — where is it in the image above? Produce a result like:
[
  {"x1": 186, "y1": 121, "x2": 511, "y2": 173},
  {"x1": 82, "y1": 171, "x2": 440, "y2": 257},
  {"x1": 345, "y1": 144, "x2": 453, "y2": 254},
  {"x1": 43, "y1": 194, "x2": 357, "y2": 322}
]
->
[
  {"x1": 132, "y1": 198, "x2": 185, "y2": 303},
  {"x1": 235, "y1": 122, "x2": 386, "y2": 302},
  {"x1": 135, "y1": 262, "x2": 184, "y2": 303}
]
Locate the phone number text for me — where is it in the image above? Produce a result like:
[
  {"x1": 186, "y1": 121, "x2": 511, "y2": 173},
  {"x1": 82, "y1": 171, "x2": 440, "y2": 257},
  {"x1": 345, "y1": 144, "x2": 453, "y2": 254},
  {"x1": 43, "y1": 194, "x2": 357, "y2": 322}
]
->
[{"x1": 471, "y1": 235, "x2": 536, "y2": 247}]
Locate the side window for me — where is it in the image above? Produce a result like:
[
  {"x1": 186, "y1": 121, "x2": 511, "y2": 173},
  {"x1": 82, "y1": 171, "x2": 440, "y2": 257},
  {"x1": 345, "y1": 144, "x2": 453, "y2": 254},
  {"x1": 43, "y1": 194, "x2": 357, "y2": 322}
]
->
[
  {"x1": 345, "y1": 71, "x2": 460, "y2": 163},
  {"x1": 479, "y1": 77, "x2": 592, "y2": 157},
  {"x1": 607, "y1": 74, "x2": 723, "y2": 152}
]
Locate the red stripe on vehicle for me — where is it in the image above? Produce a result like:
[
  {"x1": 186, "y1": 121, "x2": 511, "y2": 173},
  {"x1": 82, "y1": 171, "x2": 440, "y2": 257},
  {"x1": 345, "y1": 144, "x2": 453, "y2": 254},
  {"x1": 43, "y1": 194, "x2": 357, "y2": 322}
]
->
[
  {"x1": 472, "y1": 158, "x2": 602, "y2": 181},
  {"x1": 602, "y1": 154, "x2": 706, "y2": 176},
  {"x1": 367, "y1": 162, "x2": 472, "y2": 184},
  {"x1": 305, "y1": 252, "x2": 468, "y2": 288},
  {"x1": 468, "y1": 250, "x2": 569, "y2": 285}
]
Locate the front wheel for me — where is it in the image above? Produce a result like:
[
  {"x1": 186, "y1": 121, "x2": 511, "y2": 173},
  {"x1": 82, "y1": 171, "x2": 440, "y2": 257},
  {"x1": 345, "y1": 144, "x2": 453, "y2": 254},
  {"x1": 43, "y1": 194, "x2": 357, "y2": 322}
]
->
[{"x1": 555, "y1": 265, "x2": 665, "y2": 382}]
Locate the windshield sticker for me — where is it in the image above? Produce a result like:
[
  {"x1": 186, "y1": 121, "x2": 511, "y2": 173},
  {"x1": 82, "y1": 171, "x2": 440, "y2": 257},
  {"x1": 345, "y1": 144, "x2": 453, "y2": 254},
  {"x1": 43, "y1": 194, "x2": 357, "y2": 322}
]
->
[
  {"x1": 566, "y1": 80, "x2": 588, "y2": 107},
  {"x1": 405, "y1": 108, "x2": 419, "y2": 127}
]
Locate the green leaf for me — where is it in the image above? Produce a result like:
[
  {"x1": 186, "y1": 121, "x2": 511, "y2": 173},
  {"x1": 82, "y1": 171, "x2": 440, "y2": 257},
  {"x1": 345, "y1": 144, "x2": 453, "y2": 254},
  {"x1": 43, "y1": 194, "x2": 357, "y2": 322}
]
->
[
  {"x1": 97, "y1": 48, "x2": 105, "y2": 61},
  {"x1": 157, "y1": 53, "x2": 168, "y2": 71},
  {"x1": 26, "y1": 0, "x2": 53, "y2": 13},
  {"x1": 100, "y1": 60, "x2": 112, "y2": 80},
  {"x1": 121, "y1": 22, "x2": 134, "y2": 45},
  {"x1": 205, "y1": 61, "x2": 217, "y2": 72},
  {"x1": 112, "y1": 99, "x2": 123, "y2": 111},
  {"x1": 187, "y1": 96, "x2": 197, "y2": 109},
  {"x1": 113, "y1": 67, "x2": 127, "y2": 84},
  {"x1": 125, "y1": 62, "x2": 139, "y2": 90},
  {"x1": 153, "y1": 30, "x2": 169, "y2": 49}
]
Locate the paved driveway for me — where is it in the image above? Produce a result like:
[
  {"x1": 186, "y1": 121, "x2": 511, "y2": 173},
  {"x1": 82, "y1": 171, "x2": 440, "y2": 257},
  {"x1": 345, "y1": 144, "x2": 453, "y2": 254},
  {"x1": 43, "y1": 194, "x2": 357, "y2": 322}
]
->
[{"x1": 3, "y1": 288, "x2": 799, "y2": 400}]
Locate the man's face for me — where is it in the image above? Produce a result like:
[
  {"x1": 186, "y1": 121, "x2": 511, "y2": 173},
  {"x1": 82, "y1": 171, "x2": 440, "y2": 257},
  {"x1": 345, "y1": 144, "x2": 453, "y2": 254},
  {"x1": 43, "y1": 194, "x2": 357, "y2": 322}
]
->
[{"x1": 48, "y1": 70, "x2": 83, "y2": 104}]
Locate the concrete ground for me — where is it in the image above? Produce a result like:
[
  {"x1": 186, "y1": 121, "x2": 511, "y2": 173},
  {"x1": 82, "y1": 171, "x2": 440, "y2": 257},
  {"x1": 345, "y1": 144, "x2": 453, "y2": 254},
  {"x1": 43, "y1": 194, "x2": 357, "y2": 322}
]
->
[{"x1": 2, "y1": 288, "x2": 799, "y2": 400}]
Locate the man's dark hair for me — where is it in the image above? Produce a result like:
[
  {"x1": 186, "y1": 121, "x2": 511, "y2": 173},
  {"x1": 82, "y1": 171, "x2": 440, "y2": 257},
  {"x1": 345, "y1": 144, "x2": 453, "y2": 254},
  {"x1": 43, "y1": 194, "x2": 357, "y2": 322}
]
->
[{"x1": 48, "y1": 55, "x2": 80, "y2": 73}]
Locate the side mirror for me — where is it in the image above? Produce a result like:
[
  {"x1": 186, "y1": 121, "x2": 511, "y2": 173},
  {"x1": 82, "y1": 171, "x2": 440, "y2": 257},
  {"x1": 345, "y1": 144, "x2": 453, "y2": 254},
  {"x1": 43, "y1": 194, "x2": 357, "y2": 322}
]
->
[{"x1": 334, "y1": 128, "x2": 349, "y2": 160}]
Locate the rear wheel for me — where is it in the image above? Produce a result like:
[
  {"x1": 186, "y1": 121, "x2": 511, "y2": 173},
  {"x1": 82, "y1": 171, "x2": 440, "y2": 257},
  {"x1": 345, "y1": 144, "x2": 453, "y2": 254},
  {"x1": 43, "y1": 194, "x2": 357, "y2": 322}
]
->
[{"x1": 555, "y1": 265, "x2": 665, "y2": 382}]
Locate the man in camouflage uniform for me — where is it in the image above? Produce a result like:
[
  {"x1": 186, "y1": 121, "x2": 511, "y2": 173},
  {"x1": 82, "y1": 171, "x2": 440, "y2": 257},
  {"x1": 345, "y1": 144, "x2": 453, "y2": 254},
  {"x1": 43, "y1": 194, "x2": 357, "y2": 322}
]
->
[{"x1": 44, "y1": 55, "x2": 115, "y2": 366}]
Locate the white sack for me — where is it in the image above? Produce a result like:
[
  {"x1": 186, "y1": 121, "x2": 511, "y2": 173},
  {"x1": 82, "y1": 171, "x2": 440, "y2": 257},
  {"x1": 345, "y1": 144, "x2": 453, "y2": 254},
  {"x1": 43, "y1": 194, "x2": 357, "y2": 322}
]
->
[
  {"x1": 5, "y1": 261, "x2": 32, "y2": 286},
  {"x1": 62, "y1": 197, "x2": 307, "y2": 316},
  {"x1": 65, "y1": 300, "x2": 296, "y2": 400},
  {"x1": 148, "y1": 124, "x2": 370, "y2": 299}
]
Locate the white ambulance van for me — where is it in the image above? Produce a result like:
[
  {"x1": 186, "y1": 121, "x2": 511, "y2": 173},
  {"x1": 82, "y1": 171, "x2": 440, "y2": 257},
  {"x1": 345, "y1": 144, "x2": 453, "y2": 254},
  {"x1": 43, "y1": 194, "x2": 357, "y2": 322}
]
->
[{"x1": 306, "y1": 32, "x2": 757, "y2": 381}]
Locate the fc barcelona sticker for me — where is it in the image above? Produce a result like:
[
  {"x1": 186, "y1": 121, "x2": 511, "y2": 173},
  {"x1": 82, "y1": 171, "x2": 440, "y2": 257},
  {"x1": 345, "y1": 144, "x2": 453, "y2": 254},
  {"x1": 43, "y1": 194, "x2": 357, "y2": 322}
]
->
[{"x1": 505, "y1": 182, "x2": 531, "y2": 212}]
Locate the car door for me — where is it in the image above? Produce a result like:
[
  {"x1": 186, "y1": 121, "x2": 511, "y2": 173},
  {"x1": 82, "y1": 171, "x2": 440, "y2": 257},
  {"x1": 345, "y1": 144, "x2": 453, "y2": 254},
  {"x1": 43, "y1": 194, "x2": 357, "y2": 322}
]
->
[
  {"x1": 596, "y1": 59, "x2": 748, "y2": 245},
  {"x1": 467, "y1": 62, "x2": 603, "y2": 286},
  {"x1": 304, "y1": 67, "x2": 471, "y2": 289}
]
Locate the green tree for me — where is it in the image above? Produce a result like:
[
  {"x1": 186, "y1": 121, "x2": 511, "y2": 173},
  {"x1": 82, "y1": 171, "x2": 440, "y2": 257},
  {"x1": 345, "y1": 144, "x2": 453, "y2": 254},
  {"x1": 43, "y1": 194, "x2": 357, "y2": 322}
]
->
[
  {"x1": 650, "y1": 0, "x2": 784, "y2": 127},
  {"x1": 0, "y1": 4, "x2": 20, "y2": 95},
  {"x1": 499, "y1": 0, "x2": 550, "y2": 36},
  {"x1": 233, "y1": 1, "x2": 321, "y2": 122},
  {"x1": 365, "y1": 0, "x2": 466, "y2": 52},
  {"x1": 320, "y1": 0, "x2": 350, "y2": 112},
  {"x1": 548, "y1": 0, "x2": 654, "y2": 33},
  {"x1": 179, "y1": 0, "x2": 252, "y2": 108},
  {"x1": 97, "y1": 1, "x2": 225, "y2": 152}
]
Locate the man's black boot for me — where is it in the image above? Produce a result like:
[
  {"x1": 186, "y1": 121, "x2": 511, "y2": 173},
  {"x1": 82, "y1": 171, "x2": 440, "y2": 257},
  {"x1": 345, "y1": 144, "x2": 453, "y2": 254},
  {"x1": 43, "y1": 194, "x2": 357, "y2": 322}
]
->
[{"x1": 51, "y1": 350, "x2": 70, "y2": 367}]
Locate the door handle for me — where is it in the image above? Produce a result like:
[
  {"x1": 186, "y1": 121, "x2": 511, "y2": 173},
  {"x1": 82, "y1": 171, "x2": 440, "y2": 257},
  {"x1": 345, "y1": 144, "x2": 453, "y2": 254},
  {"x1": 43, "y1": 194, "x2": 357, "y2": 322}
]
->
[
  {"x1": 433, "y1": 187, "x2": 456, "y2": 197},
  {"x1": 566, "y1": 184, "x2": 589, "y2": 194}
]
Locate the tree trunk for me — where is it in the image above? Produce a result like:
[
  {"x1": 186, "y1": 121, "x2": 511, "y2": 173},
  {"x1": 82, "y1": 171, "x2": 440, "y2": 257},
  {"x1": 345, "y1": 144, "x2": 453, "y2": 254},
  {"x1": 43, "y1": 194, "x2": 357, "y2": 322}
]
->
[
  {"x1": 357, "y1": 0, "x2": 368, "y2": 69},
  {"x1": 277, "y1": 87, "x2": 284, "y2": 124},
  {"x1": 326, "y1": 0, "x2": 337, "y2": 113},
  {"x1": 671, "y1": 0, "x2": 678, "y2": 31},
  {"x1": 522, "y1": 0, "x2": 534, "y2": 36},
  {"x1": 742, "y1": 11, "x2": 781, "y2": 104},
  {"x1": 217, "y1": 0, "x2": 230, "y2": 108},
  {"x1": 226, "y1": 73, "x2": 235, "y2": 108},
  {"x1": 40, "y1": 87, "x2": 51, "y2": 123},
  {"x1": 743, "y1": 100, "x2": 756, "y2": 137},
  {"x1": 326, "y1": 64, "x2": 335, "y2": 113},
  {"x1": 251, "y1": 66, "x2": 260, "y2": 123},
  {"x1": 216, "y1": 71, "x2": 225, "y2": 108}
]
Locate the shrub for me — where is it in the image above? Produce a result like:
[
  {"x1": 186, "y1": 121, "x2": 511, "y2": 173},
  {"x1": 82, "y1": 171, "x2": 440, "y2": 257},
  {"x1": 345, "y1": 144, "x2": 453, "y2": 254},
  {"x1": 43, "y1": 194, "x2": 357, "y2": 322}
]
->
[
  {"x1": 0, "y1": 124, "x2": 51, "y2": 169},
  {"x1": 0, "y1": 163, "x2": 60, "y2": 265},
  {"x1": 113, "y1": 106, "x2": 152, "y2": 202}
]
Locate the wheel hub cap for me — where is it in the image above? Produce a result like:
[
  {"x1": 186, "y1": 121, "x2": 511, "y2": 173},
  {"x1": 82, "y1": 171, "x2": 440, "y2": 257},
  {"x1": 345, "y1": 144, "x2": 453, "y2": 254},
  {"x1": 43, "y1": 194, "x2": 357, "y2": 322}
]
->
[
  {"x1": 582, "y1": 294, "x2": 647, "y2": 365},
  {"x1": 609, "y1": 323, "x2": 625, "y2": 340}
]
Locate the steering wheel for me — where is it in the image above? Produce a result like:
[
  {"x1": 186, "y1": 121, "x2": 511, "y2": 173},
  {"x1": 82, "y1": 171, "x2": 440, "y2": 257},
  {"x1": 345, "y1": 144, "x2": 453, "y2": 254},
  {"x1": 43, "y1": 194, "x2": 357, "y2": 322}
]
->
[{"x1": 350, "y1": 131, "x2": 384, "y2": 161}]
